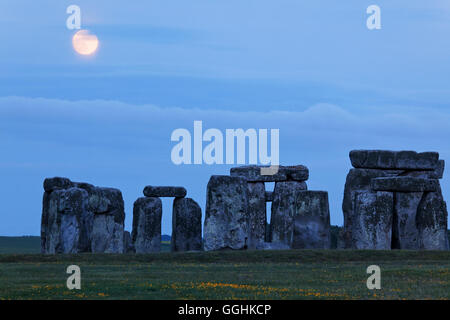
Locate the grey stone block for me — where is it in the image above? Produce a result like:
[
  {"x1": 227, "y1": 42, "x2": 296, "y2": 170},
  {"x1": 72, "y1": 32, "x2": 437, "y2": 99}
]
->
[
  {"x1": 143, "y1": 186, "x2": 187, "y2": 198},
  {"x1": 203, "y1": 175, "x2": 249, "y2": 251},
  {"x1": 132, "y1": 197, "x2": 162, "y2": 253},
  {"x1": 172, "y1": 198, "x2": 202, "y2": 252},
  {"x1": 371, "y1": 177, "x2": 438, "y2": 192},
  {"x1": 350, "y1": 150, "x2": 439, "y2": 170},
  {"x1": 292, "y1": 191, "x2": 331, "y2": 249}
]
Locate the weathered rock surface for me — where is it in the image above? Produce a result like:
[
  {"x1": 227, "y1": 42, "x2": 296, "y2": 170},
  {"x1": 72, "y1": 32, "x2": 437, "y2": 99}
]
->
[
  {"x1": 270, "y1": 181, "x2": 307, "y2": 247},
  {"x1": 265, "y1": 222, "x2": 272, "y2": 242},
  {"x1": 171, "y1": 198, "x2": 202, "y2": 252},
  {"x1": 90, "y1": 188, "x2": 125, "y2": 253},
  {"x1": 43, "y1": 177, "x2": 73, "y2": 193},
  {"x1": 246, "y1": 182, "x2": 266, "y2": 249},
  {"x1": 416, "y1": 191, "x2": 449, "y2": 250},
  {"x1": 143, "y1": 186, "x2": 187, "y2": 198},
  {"x1": 343, "y1": 150, "x2": 448, "y2": 251},
  {"x1": 392, "y1": 192, "x2": 423, "y2": 249},
  {"x1": 342, "y1": 168, "x2": 400, "y2": 249},
  {"x1": 123, "y1": 231, "x2": 135, "y2": 253},
  {"x1": 283, "y1": 165, "x2": 310, "y2": 181},
  {"x1": 400, "y1": 160, "x2": 445, "y2": 180},
  {"x1": 230, "y1": 165, "x2": 309, "y2": 182},
  {"x1": 132, "y1": 197, "x2": 162, "y2": 253},
  {"x1": 42, "y1": 187, "x2": 91, "y2": 254},
  {"x1": 350, "y1": 150, "x2": 439, "y2": 170},
  {"x1": 371, "y1": 177, "x2": 438, "y2": 192},
  {"x1": 435, "y1": 160, "x2": 445, "y2": 180},
  {"x1": 41, "y1": 177, "x2": 126, "y2": 254},
  {"x1": 41, "y1": 192, "x2": 50, "y2": 253},
  {"x1": 292, "y1": 191, "x2": 331, "y2": 249},
  {"x1": 350, "y1": 191, "x2": 394, "y2": 249},
  {"x1": 203, "y1": 175, "x2": 249, "y2": 251}
]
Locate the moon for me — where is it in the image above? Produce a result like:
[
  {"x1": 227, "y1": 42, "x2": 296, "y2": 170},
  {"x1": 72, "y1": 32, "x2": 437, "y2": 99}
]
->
[{"x1": 72, "y1": 30, "x2": 99, "y2": 56}]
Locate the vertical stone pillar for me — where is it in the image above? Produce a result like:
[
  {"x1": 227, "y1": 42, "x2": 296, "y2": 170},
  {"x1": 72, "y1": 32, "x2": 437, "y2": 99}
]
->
[
  {"x1": 89, "y1": 188, "x2": 125, "y2": 253},
  {"x1": 247, "y1": 182, "x2": 266, "y2": 249},
  {"x1": 392, "y1": 192, "x2": 423, "y2": 249},
  {"x1": 417, "y1": 190, "x2": 449, "y2": 250},
  {"x1": 203, "y1": 175, "x2": 249, "y2": 251},
  {"x1": 270, "y1": 181, "x2": 307, "y2": 248},
  {"x1": 351, "y1": 191, "x2": 393, "y2": 250},
  {"x1": 44, "y1": 187, "x2": 90, "y2": 254},
  {"x1": 172, "y1": 197, "x2": 202, "y2": 252},
  {"x1": 292, "y1": 191, "x2": 331, "y2": 249},
  {"x1": 132, "y1": 197, "x2": 162, "y2": 253}
]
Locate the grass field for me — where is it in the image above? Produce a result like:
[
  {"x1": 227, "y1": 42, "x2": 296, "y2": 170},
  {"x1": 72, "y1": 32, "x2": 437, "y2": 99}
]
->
[{"x1": 0, "y1": 250, "x2": 449, "y2": 300}]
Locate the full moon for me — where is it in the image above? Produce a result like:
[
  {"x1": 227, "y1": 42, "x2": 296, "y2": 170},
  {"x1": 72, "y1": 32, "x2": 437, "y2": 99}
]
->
[{"x1": 72, "y1": 30, "x2": 99, "y2": 55}]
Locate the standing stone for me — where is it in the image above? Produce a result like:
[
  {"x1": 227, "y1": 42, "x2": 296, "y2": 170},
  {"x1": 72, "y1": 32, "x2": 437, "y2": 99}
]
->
[
  {"x1": 350, "y1": 191, "x2": 393, "y2": 249},
  {"x1": 41, "y1": 177, "x2": 127, "y2": 254},
  {"x1": 392, "y1": 192, "x2": 423, "y2": 249},
  {"x1": 203, "y1": 175, "x2": 249, "y2": 251},
  {"x1": 132, "y1": 197, "x2": 162, "y2": 253},
  {"x1": 123, "y1": 231, "x2": 135, "y2": 253},
  {"x1": 44, "y1": 187, "x2": 90, "y2": 254},
  {"x1": 343, "y1": 150, "x2": 448, "y2": 251},
  {"x1": 342, "y1": 168, "x2": 400, "y2": 249},
  {"x1": 265, "y1": 222, "x2": 272, "y2": 243},
  {"x1": 292, "y1": 191, "x2": 331, "y2": 249},
  {"x1": 246, "y1": 182, "x2": 266, "y2": 249},
  {"x1": 172, "y1": 198, "x2": 202, "y2": 252},
  {"x1": 41, "y1": 191, "x2": 51, "y2": 253},
  {"x1": 89, "y1": 188, "x2": 125, "y2": 253},
  {"x1": 417, "y1": 191, "x2": 449, "y2": 250},
  {"x1": 270, "y1": 181, "x2": 307, "y2": 247}
]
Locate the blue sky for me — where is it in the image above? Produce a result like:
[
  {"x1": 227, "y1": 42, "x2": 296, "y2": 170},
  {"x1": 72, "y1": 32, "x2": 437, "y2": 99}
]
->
[{"x1": 0, "y1": 1, "x2": 449, "y2": 235}]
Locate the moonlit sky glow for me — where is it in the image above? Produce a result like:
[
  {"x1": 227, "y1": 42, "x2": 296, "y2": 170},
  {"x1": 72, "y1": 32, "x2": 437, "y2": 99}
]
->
[
  {"x1": 0, "y1": 0, "x2": 449, "y2": 235},
  {"x1": 72, "y1": 30, "x2": 99, "y2": 55}
]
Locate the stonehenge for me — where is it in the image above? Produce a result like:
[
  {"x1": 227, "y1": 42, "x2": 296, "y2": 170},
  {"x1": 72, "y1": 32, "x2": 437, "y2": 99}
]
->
[
  {"x1": 40, "y1": 150, "x2": 449, "y2": 254},
  {"x1": 132, "y1": 185, "x2": 202, "y2": 253},
  {"x1": 203, "y1": 175, "x2": 250, "y2": 251},
  {"x1": 143, "y1": 186, "x2": 187, "y2": 198},
  {"x1": 172, "y1": 198, "x2": 203, "y2": 252},
  {"x1": 41, "y1": 177, "x2": 125, "y2": 254},
  {"x1": 342, "y1": 150, "x2": 449, "y2": 250},
  {"x1": 292, "y1": 191, "x2": 331, "y2": 249},
  {"x1": 202, "y1": 165, "x2": 331, "y2": 251},
  {"x1": 132, "y1": 197, "x2": 163, "y2": 253}
]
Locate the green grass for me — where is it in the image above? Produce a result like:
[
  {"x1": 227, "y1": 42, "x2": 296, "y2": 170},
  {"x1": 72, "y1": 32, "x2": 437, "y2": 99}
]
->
[{"x1": 0, "y1": 250, "x2": 448, "y2": 300}]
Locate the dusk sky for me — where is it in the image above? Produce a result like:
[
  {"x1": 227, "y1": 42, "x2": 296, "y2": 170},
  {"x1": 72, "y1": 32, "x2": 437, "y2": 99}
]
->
[{"x1": 1, "y1": 1, "x2": 449, "y2": 235}]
